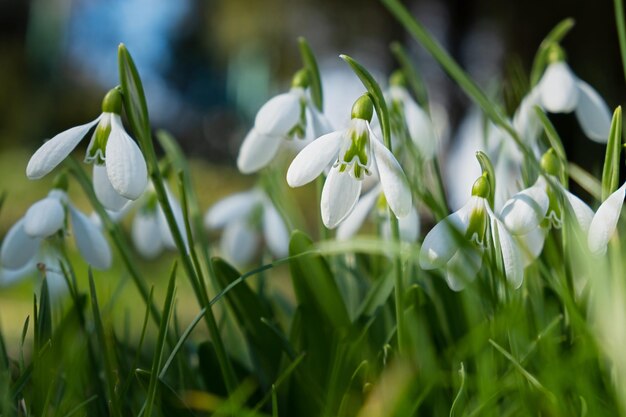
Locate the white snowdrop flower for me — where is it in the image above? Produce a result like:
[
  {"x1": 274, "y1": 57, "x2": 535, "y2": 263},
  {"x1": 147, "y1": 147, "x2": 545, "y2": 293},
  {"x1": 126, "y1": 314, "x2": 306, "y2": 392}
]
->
[
  {"x1": 420, "y1": 173, "x2": 523, "y2": 291},
  {"x1": 587, "y1": 182, "x2": 626, "y2": 256},
  {"x1": 531, "y1": 45, "x2": 611, "y2": 143},
  {"x1": 0, "y1": 187, "x2": 112, "y2": 273},
  {"x1": 26, "y1": 88, "x2": 148, "y2": 210},
  {"x1": 287, "y1": 94, "x2": 412, "y2": 229},
  {"x1": 237, "y1": 69, "x2": 333, "y2": 174},
  {"x1": 204, "y1": 188, "x2": 289, "y2": 266}
]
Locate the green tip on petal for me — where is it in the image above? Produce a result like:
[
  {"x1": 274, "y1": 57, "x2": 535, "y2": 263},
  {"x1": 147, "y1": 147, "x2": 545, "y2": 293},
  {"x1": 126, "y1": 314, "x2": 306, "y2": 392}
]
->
[
  {"x1": 389, "y1": 70, "x2": 407, "y2": 87},
  {"x1": 541, "y1": 148, "x2": 562, "y2": 177},
  {"x1": 102, "y1": 88, "x2": 123, "y2": 114},
  {"x1": 52, "y1": 171, "x2": 69, "y2": 191},
  {"x1": 471, "y1": 173, "x2": 490, "y2": 199},
  {"x1": 351, "y1": 94, "x2": 374, "y2": 122},
  {"x1": 291, "y1": 68, "x2": 310, "y2": 89},
  {"x1": 546, "y1": 43, "x2": 566, "y2": 64}
]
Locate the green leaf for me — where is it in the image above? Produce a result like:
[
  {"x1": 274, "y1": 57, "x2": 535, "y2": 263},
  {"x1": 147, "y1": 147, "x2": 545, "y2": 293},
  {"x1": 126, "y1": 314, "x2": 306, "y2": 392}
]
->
[
  {"x1": 475, "y1": 151, "x2": 496, "y2": 209},
  {"x1": 340, "y1": 54, "x2": 392, "y2": 149},
  {"x1": 615, "y1": 0, "x2": 626, "y2": 85},
  {"x1": 390, "y1": 42, "x2": 429, "y2": 108},
  {"x1": 602, "y1": 106, "x2": 623, "y2": 201},
  {"x1": 298, "y1": 37, "x2": 323, "y2": 111},
  {"x1": 529, "y1": 18, "x2": 575, "y2": 86},
  {"x1": 118, "y1": 43, "x2": 151, "y2": 142},
  {"x1": 34, "y1": 278, "x2": 51, "y2": 353}
]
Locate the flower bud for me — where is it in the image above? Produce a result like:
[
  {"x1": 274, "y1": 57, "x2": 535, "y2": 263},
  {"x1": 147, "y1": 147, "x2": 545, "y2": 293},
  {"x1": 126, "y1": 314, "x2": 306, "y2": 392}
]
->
[{"x1": 351, "y1": 94, "x2": 374, "y2": 122}]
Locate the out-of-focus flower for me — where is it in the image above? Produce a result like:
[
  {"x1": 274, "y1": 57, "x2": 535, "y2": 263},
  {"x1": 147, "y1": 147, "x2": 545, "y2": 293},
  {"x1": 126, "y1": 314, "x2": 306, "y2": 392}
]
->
[
  {"x1": 204, "y1": 188, "x2": 288, "y2": 266},
  {"x1": 587, "y1": 183, "x2": 626, "y2": 255},
  {"x1": 287, "y1": 94, "x2": 411, "y2": 228},
  {"x1": 237, "y1": 69, "x2": 333, "y2": 174},
  {"x1": 26, "y1": 88, "x2": 148, "y2": 211}
]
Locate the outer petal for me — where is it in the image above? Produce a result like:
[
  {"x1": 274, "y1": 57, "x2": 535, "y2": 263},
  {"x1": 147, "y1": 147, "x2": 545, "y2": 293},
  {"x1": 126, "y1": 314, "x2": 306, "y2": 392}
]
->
[
  {"x1": 320, "y1": 167, "x2": 361, "y2": 229},
  {"x1": 308, "y1": 105, "x2": 334, "y2": 138},
  {"x1": 490, "y1": 211, "x2": 524, "y2": 288},
  {"x1": 575, "y1": 80, "x2": 611, "y2": 143},
  {"x1": 500, "y1": 178, "x2": 549, "y2": 235},
  {"x1": 237, "y1": 129, "x2": 283, "y2": 174},
  {"x1": 445, "y1": 247, "x2": 483, "y2": 291},
  {"x1": 403, "y1": 98, "x2": 437, "y2": 159},
  {"x1": 132, "y1": 210, "x2": 164, "y2": 259},
  {"x1": 539, "y1": 62, "x2": 579, "y2": 113},
  {"x1": 70, "y1": 206, "x2": 112, "y2": 269},
  {"x1": 221, "y1": 220, "x2": 258, "y2": 266},
  {"x1": 419, "y1": 202, "x2": 471, "y2": 269},
  {"x1": 0, "y1": 262, "x2": 35, "y2": 286},
  {"x1": 336, "y1": 185, "x2": 381, "y2": 240},
  {"x1": 286, "y1": 130, "x2": 343, "y2": 187},
  {"x1": 26, "y1": 117, "x2": 101, "y2": 179},
  {"x1": 93, "y1": 164, "x2": 131, "y2": 211},
  {"x1": 262, "y1": 202, "x2": 289, "y2": 258},
  {"x1": 204, "y1": 190, "x2": 261, "y2": 229},
  {"x1": 255, "y1": 90, "x2": 302, "y2": 136},
  {"x1": 515, "y1": 227, "x2": 546, "y2": 268},
  {"x1": 513, "y1": 88, "x2": 542, "y2": 144},
  {"x1": 588, "y1": 183, "x2": 626, "y2": 255},
  {"x1": 23, "y1": 196, "x2": 65, "y2": 238},
  {"x1": 370, "y1": 136, "x2": 412, "y2": 218},
  {"x1": 0, "y1": 219, "x2": 40, "y2": 270},
  {"x1": 562, "y1": 187, "x2": 595, "y2": 233},
  {"x1": 105, "y1": 115, "x2": 148, "y2": 200}
]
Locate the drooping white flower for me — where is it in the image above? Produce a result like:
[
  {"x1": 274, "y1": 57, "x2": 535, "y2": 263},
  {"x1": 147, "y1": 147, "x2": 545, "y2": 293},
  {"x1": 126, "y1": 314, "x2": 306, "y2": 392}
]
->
[
  {"x1": 587, "y1": 182, "x2": 626, "y2": 255},
  {"x1": 0, "y1": 188, "x2": 112, "y2": 274},
  {"x1": 237, "y1": 69, "x2": 333, "y2": 174},
  {"x1": 26, "y1": 88, "x2": 148, "y2": 210},
  {"x1": 420, "y1": 173, "x2": 523, "y2": 291},
  {"x1": 287, "y1": 94, "x2": 412, "y2": 229},
  {"x1": 204, "y1": 188, "x2": 289, "y2": 266}
]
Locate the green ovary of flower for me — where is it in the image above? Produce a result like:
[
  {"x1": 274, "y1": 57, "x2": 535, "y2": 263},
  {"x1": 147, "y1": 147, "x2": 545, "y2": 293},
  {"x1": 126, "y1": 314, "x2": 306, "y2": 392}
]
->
[
  {"x1": 465, "y1": 205, "x2": 487, "y2": 246},
  {"x1": 340, "y1": 130, "x2": 369, "y2": 179},
  {"x1": 87, "y1": 121, "x2": 111, "y2": 165}
]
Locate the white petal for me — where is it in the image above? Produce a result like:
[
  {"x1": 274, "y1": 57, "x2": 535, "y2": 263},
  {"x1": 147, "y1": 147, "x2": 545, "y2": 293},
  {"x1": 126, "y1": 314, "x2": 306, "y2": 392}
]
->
[
  {"x1": 105, "y1": 115, "x2": 148, "y2": 200},
  {"x1": 445, "y1": 247, "x2": 483, "y2": 291},
  {"x1": 0, "y1": 262, "x2": 35, "y2": 286},
  {"x1": 575, "y1": 80, "x2": 611, "y2": 143},
  {"x1": 308, "y1": 105, "x2": 334, "y2": 137},
  {"x1": 419, "y1": 203, "x2": 471, "y2": 270},
  {"x1": 221, "y1": 220, "x2": 258, "y2": 266},
  {"x1": 93, "y1": 164, "x2": 131, "y2": 211},
  {"x1": 237, "y1": 129, "x2": 283, "y2": 174},
  {"x1": 539, "y1": 62, "x2": 579, "y2": 113},
  {"x1": 262, "y1": 202, "x2": 289, "y2": 258},
  {"x1": 286, "y1": 130, "x2": 344, "y2": 187},
  {"x1": 399, "y1": 207, "x2": 420, "y2": 242},
  {"x1": 204, "y1": 190, "x2": 261, "y2": 229},
  {"x1": 515, "y1": 227, "x2": 546, "y2": 268},
  {"x1": 490, "y1": 212, "x2": 524, "y2": 288},
  {"x1": 513, "y1": 88, "x2": 542, "y2": 143},
  {"x1": 588, "y1": 183, "x2": 626, "y2": 255},
  {"x1": 0, "y1": 219, "x2": 40, "y2": 270},
  {"x1": 320, "y1": 167, "x2": 361, "y2": 229},
  {"x1": 23, "y1": 196, "x2": 65, "y2": 238},
  {"x1": 370, "y1": 136, "x2": 412, "y2": 218},
  {"x1": 403, "y1": 98, "x2": 437, "y2": 159},
  {"x1": 336, "y1": 186, "x2": 381, "y2": 240},
  {"x1": 69, "y1": 206, "x2": 112, "y2": 269},
  {"x1": 255, "y1": 90, "x2": 302, "y2": 136},
  {"x1": 563, "y1": 188, "x2": 595, "y2": 233},
  {"x1": 131, "y1": 210, "x2": 164, "y2": 259},
  {"x1": 500, "y1": 178, "x2": 549, "y2": 235},
  {"x1": 26, "y1": 117, "x2": 101, "y2": 179}
]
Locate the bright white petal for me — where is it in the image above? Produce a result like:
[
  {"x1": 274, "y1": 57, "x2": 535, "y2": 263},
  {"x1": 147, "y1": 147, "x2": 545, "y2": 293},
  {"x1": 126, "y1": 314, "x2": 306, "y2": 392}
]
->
[
  {"x1": 320, "y1": 167, "x2": 361, "y2": 229},
  {"x1": 588, "y1": 183, "x2": 626, "y2": 255},
  {"x1": 26, "y1": 117, "x2": 101, "y2": 179},
  {"x1": 562, "y1": 188, "x2": 595, "y2": 233},
  {"x1": 237, "y1": 129, "x2": 283, "y2": 174},
  {"x1": 500, "y1": 178, "x2": 549, "y2": 235},
  {"x1": 403, "y1": 98, "x2": 437, "y2": 159},
  {"x1": 371, "y1": 136, "x2": 412, "y2": 218},
  {"x1": 445, "y1": 246, "x2": 483, "y2": 291},
  {"x1": 515, "y1": 227, "x2": 546, "y2": 268},
  {"x1": 490, "y1": 212, "x2": 524, "y2": 288},
  {"x1": 575, "y1": 80, "x2": 611, "y2": 143},
  {"x1": 419, "y1": 207, "x2": 469, "y2": 270},
  {"x1": 105, "y1": 115, "x2": 148, "y2": 200},
  {"x1": 0, "y1": 262, "x2": 35, "y2": 286},
  {"x1": 308, "y1": 105, "x2": 334, "y2": 138},
  {"x1": 286, "y1": 130, "x2": 344, "y2": 187},
  {"x1": 93, "y1": 164, "x2": 131, "y2": 211},
  {"x1": 336, "y1": 185, "x2": 381, "y2": 240},
  {"x1": 255, "y1": 90, "x2": 302, "y2": 136},
  {"x1": 204, "y1": 190, "x2": 261, "y2": 229},
  {"x1": 23, "y1": 196, "x2": 65, "y2": 238},
  {"x1": 513, "y1": 88, "x2": 542, "y2": 143},
  {"x1": 131, "y1": 210, "x2": 163, "y2": 259},
  {"x1": 0, "y1": 219, "x2": 40, "y2": 270},
  {"x1": 539, "y1": 62, "x2": 579, "y2": 113},
  {"x1": 69, "y1": 206, "x2": 112, "y2": 269},
  {"x1": 221, "y1": 220, "x2": 258, "y2": 266},
  {"x1": 262, "y1": 202, "x2": 289, "y2": 258}
]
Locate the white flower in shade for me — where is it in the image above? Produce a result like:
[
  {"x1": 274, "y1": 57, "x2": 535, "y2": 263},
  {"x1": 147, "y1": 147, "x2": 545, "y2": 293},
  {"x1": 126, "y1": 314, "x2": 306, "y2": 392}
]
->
[
  {"x1": 204, "y1": 188, "x2": 289, "y2": 266},
  {"x1": 287, "y1": 94, "x2": 412, "y2": 229},
  {"x1": 0, "y1": 188, "x2": 112, "y2": 273},
  {"x1": 420, "y1": 174, "x2": 523, "y2": 291},
  {"x1": 587, "y1": 182, "x2": 626, "y2": 255},
  {"x1": 237, "y1": 69, "x2": 333, "y2": 174},
  {"x1": 337, "y1": 184, "x2": 420, "y2": 242},
  {"x1": 26, "y1": 88, "x2": 148, "y2": 211}
]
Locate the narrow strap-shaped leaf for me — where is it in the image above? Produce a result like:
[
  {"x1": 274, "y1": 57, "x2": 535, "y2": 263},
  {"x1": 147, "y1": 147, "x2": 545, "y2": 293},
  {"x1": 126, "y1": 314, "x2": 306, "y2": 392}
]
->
[
  {"x1": 528, "y1": 18, "x2": 575, "y2": 86},
  {"x1": 34, "y1": 278, "x2": 51, "y2": 353},
  {"x1": 390, "y1": 42, "x2": 429, "y2": 108},
  {"x1": 118, "y1": 43, "x2": 151, "y2": 143},
  {"x1": 602, "y1": 107, "x2": 623, "y2": 201},
  {"x1": 615, "y1": 0, "x2": 626, "y2": 85},
  {"x1": 298, "y1": 37, "x2": 323, "y2": 111}
]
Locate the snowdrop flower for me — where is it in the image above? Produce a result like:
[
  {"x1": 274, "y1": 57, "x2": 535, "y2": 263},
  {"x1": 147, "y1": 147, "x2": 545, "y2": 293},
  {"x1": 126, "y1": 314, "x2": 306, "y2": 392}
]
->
[
  {"x1": 26, "y1": 88, "x2": 148, "y2": 211},
  {"x1": 237, "y1": 69, "x2": 333, "y2": 174},
  {"x1": 587, "y1": 182, "x2": 626, "y2": 255},
  {"x1": 337, "y1": 184, "x2": 420, "y2": 242},
  {"x1": 0, "y1": 184, "x2": 112, "y2": 273},
  {"x1": 287, "y1": 94, "x2": 412, "y2": 228},
  {"x1": 420, "y1": 173, "x2": 523, "y2": 291},
  {"x1": 204, "y1": 188, "x2": 289, "y2": 266},
  {"x1": 518, "y1": 45, "x2": 611, "y2": 143}
]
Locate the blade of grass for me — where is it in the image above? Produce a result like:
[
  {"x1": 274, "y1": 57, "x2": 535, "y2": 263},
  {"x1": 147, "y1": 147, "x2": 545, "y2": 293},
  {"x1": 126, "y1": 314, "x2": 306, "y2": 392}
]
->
[
  {"x1": 602, "y1": 107, "x2": 622, "y2": 201},
  {"x1": 298, "y1": 37, "x2": 323, "y2": 111},
  {"x1": 615, "y1": 0, "x2": 626, "y2": 85}
]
